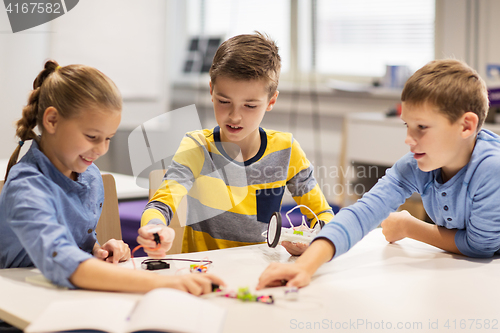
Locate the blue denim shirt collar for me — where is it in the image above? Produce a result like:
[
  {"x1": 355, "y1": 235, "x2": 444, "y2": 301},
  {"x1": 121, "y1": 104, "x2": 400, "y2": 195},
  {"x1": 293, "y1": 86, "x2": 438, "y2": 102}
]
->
[{"x1": 26, "y1": 140, "x2": 89, "y2": 194}]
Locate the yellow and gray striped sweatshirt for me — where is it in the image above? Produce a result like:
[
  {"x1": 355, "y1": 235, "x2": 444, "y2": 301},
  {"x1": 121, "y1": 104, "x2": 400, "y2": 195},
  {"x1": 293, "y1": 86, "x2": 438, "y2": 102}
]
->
[{"x1": 142, "y1": 127, "x2": 334, "y2": 253}]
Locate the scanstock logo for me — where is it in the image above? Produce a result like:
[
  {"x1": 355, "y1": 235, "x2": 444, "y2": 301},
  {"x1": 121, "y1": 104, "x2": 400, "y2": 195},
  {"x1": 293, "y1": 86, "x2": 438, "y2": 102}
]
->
[{"x1": 3, "y1": 0, "x2": 79, "y2": 33}]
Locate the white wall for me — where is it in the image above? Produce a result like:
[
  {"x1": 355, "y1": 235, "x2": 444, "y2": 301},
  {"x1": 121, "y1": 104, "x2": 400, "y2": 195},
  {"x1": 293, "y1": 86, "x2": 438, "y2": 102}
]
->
[
  {"x1": 435, "y1": 0, "x2": 500, "y2": 87},
  {"x1": 2, "y1": 0, "x2": 499, "y2": 162},
  {"x1": 0, "y1": 10, "x2": 48, "y2": 159},
  {"x1": 0, "y1": 0, "x2": 172, "y2": 160}
]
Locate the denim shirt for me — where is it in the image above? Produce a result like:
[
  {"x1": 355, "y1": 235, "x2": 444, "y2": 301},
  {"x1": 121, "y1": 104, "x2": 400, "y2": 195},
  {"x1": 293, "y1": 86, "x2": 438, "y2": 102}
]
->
[
  {"x1": 0, "y1": 141, "x2": 103, "y2": 288},
  {"x1": 319, "y1": 129, "x2": 500, "y2": 258}
]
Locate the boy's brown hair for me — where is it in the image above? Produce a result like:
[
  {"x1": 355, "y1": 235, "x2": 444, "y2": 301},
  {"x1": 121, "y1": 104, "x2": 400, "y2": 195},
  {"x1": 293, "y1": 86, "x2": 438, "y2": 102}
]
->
[
  {"x1": 402, "y1": 59, "x2": 489, "y2": 130},
  {"x1": 209, "y1": 32, "x2": 281, "y2": 99}
]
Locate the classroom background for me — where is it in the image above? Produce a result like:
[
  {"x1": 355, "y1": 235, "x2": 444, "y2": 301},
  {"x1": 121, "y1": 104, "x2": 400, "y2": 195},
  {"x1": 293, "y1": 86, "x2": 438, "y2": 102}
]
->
[{"x1": 1, "y1": 0, "x2": 499, "y2": 250}]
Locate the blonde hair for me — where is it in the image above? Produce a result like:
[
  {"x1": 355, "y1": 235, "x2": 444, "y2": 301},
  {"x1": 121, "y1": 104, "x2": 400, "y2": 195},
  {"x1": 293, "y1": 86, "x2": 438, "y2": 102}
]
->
[
  {"x1": 402, "y1": 59, "x2": 489, "y2": 130},
  {"x1": 5, "y1": 60, "x2": 122, "y2": 180},
  {"x1": 209, "y1": 32, "x2": 281, "y2": 99}
]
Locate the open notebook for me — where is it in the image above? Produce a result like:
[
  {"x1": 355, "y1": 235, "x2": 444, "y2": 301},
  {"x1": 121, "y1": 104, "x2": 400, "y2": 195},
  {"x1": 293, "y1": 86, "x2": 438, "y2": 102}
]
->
[{"x1": 25, "y1": 288, "x2": 226, "y2": 333}]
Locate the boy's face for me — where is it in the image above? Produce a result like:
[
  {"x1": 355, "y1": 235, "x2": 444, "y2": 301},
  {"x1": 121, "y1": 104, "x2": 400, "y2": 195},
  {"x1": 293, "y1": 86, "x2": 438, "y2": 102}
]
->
[
  {"x1": 401, "y1": 102, "x2": 472, "y2": 179},
  {"x1": 210, "y1": 76, "x2": 278, "y2": 148}
]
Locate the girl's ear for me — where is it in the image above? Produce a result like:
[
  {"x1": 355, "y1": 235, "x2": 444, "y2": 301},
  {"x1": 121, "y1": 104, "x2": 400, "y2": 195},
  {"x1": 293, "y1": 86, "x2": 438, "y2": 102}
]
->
[
  {"x1": 42, "y1": 107, "x2": 60, "y2": 134},
  {"x1": 461, "y1": 111, "x2": 479, "y2": 138},
  {"x1": 266, "y1": 90, "x2": 279, "y2": 112}
]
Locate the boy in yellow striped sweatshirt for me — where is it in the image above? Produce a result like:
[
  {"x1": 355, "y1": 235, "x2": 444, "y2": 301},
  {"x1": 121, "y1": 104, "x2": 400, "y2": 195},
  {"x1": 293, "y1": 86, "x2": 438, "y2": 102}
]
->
[{"x1": 138, "y1": 32, "x2": 333, "y2": 256}]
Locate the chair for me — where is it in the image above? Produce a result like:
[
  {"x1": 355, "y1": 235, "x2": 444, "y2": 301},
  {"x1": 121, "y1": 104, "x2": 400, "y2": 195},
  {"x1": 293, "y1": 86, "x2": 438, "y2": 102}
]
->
[
  {"x1": 96, "y1": 174, "x2": 122, "y2": 245},
  {"x1": 0, "y1": 180, "x2": 3, "y2": 194},
  {"x1": 149, "y1": 169, "x2": 186, "y2": 254}
]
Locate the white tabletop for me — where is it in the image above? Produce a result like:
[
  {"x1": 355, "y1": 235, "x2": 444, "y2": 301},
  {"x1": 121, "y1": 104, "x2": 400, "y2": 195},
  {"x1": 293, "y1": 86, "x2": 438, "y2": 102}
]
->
[
  {"x1": 1, "y1": 228, "x2": 499, "y2": 333},
  {"x1": 102, "y1": 172, "x2": 148, "y2": 200}
]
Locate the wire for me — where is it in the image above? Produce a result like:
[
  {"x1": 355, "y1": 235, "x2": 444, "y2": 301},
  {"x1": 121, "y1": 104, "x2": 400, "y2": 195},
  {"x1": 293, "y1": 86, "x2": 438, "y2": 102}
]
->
[
  {"x1": 141, "y1": 258, "x2": 213, "y2": 265},
  {"x1": 131, "y1": 244, "x2": 162, "y2": 270},
  {"x1": 285, "y1": 204, "x2": 320, "y2": 228}
]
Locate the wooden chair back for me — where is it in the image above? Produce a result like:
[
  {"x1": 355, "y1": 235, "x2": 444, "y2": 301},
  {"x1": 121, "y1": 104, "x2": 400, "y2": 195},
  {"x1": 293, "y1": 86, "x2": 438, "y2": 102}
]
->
[
  {"x1": 96, "y1": 174, "x2": 122, "y2": 245},
  {"x1": 149, "y1": 169, "x2": 186, "y2": 254}
]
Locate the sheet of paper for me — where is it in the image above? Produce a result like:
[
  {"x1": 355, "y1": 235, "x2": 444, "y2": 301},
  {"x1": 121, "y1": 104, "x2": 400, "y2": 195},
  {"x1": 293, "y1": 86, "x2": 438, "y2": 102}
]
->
[
  {"x1": 25, "y1": 298, "x2": 135, "y2": 333},
  {"x1": 127, "y1": 288, "x2": 226, "y2": 333}
]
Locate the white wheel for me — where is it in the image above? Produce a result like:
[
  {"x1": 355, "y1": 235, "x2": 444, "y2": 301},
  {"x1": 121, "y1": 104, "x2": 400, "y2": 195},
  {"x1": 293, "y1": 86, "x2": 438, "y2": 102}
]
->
[{"x1": 267, "y1": 212, "x2": 282, "y2": 248}]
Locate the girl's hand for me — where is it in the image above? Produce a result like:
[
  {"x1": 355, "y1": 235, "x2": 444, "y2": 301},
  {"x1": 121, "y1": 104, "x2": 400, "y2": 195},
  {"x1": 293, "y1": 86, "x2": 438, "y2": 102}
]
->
[
  {"x1": 137, "y1": 225, "x2": 175, "y2": 258},
  {"x1": 163, "y1": 274, "x2": 225, "y2": 296},
  {"x1": 94, "y1": 239, "x2": 131, "y2": 263},
  {"x1": 256, "y1": 262, "x2": 312, "y2": 290},
  {"x1": 381, "y1": 210, "x2": 412, "y2": 243}
]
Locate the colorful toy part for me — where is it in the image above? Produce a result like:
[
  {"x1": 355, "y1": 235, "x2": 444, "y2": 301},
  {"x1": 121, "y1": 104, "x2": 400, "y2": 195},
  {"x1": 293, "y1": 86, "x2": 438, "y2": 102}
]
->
[
  {"x1": 219, "y1": 287, "x2": 274, "y2": 305},
  {"x1": 190, "y1": 264, "x2": 208, "y2": 273},
  {"x1": 237, "y1": 287, "x2": 256, "y2": 302},
  {"x1": 284, "y1": 286, "x2": 299, "y2": 300},
  {"x1": 257, "y1": 295, "x2": 274, "y2": 304}
]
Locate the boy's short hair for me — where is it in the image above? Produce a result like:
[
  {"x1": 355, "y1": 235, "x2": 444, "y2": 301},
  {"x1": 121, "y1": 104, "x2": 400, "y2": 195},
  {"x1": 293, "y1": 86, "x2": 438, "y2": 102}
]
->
[
  {"x1": 209, "y1": 32, "x2": 281, "y2": 99},
  {"x1": 402, "y1": 59, "x2": 489, "y2": 130}
]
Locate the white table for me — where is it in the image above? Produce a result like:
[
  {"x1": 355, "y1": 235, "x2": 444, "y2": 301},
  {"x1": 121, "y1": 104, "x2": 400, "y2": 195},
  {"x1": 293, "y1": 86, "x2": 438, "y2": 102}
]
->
[
  {"x1": 1, "y1": 229, "x2": 500, "y2": 333},
  {"x1": 103, "y1": 172, "x2": 148, "y2": 201}
]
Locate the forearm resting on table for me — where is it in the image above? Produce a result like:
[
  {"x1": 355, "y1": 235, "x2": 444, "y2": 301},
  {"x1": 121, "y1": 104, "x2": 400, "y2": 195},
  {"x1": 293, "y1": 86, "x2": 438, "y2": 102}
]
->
[
  {"x1": 296, "y1": 238, "x2": 336, "y2": 274},
  {"x1": 70, "y1": 258, "x2": 167, "y2": 292},
  {"x1": 405, "y1": 216, "x2": 461, "y2": 255}
]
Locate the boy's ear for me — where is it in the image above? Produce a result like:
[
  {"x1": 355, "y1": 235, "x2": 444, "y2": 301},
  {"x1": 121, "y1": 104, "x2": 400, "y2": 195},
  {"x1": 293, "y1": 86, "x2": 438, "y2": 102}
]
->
[
  {"x1": 266, "y1": 90, "x2": 279, "y2": 111},
  {"x1": 42, "y1": 107, "x2": 60, "y2": 134},
  {"x1": 209, "y1": 81, "x2": 214, "y2": 102},
  {"x1": 460, "y1": 111, "x2": 479, "y2": 138}
]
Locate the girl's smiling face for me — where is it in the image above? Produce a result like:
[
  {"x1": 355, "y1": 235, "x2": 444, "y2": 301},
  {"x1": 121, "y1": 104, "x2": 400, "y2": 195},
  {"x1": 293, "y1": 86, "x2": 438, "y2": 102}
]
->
[{"x1": 41, "y1": 107, "x2": 121, "y2": 179}]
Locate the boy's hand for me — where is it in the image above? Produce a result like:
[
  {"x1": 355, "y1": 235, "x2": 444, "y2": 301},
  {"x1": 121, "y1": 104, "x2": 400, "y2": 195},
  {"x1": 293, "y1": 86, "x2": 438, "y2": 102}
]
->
[
  {"x1": 163, "y1": 273, "x2": 225, "y2": 296},
  {"x1": 137, "y1": 225, "x2": 175, "y2": 258},
  {"x1": 381, "y1": 210, "x2": 411, "y2": 243},
  {"x1": 93, "y1": 239, "x2": 131, "y2": 264},
  {"x1": 256, "y1": 262, "x2": 312, "y2": 290},
  {"x1": 281, "y1": 241, "x2": 308, "y2": 256}
]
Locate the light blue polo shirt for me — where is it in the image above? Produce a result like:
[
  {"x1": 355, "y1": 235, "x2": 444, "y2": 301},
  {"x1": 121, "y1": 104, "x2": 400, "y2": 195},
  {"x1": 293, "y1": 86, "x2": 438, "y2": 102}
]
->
[
  {"x1": 318, "y1": 129, "x2": 500, "y2": 258},
  {"x1": 0, "y1": 140, "x2": 103, "y2": 288}
]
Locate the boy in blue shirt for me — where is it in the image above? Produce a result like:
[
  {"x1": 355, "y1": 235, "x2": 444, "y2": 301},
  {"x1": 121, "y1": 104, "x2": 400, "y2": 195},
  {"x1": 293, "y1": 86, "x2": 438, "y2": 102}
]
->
[{"x1": 257, "y1": 59, "x2": 500, "y2": 289}]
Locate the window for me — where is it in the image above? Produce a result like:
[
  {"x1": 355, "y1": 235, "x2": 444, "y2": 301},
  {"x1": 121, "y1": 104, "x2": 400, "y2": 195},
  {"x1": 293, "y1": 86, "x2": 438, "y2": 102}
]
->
[
  {"x1": 186, "y1": 0, "x2": 290, "y2": 73},
  {"x1": 181, "y1": 0, "x2": 435, "y2": 79},
  {"x1": 299, "y1": 0, "x2": 435, "y2": 77}
]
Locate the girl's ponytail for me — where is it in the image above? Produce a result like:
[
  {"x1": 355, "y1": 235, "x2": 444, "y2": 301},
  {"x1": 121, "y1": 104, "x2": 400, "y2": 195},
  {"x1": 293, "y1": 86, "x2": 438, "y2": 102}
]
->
[{"x1": 4, "y1": 61, "x2": 59, "y2": 180}]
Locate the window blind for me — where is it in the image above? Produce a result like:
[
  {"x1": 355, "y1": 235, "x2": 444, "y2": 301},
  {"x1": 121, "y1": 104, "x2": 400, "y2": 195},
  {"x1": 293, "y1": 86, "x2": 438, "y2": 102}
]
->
[{"x1": 310, "y1": 0, "x2": 435, "y2": 76}]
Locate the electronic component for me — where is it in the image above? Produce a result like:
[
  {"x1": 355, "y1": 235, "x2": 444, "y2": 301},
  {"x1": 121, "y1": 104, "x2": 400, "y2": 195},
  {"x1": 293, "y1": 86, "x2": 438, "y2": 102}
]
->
[
  {"x1": 153, "y1": 232, "x2": 161, "y2": 245},
  {"x1": 265, "y1": 205, "x2": 325, "y2": 248},
  {"x1": 141, "y1": 260, "x2": 170, "y2": 270},
  {"x1": 218, "y1": 287, "x2": 274, "y2": 305},
  {"x1": 190, "y1": 264, "x2": 208, "y2": 273}
]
